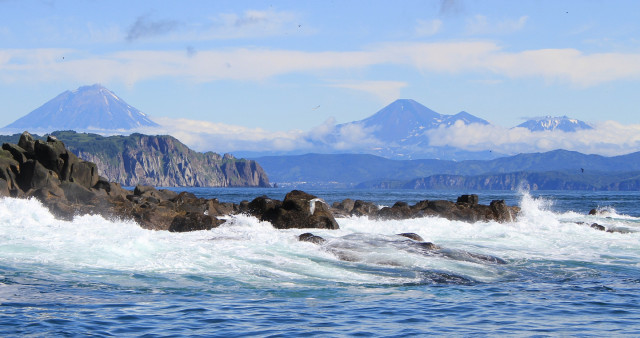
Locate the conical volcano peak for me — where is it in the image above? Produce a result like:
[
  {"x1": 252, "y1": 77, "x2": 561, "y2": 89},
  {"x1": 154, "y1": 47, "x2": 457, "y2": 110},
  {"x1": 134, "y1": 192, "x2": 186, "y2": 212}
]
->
[
  {"x1": 4, "y1": 84, "x2": 159, "y2": 131},
  {"x1": 366, "y1": 99, "x2": 441, "y2": 122},
  {"x1": 336, "y1": 99, "x2": 488, "y2": 144}
]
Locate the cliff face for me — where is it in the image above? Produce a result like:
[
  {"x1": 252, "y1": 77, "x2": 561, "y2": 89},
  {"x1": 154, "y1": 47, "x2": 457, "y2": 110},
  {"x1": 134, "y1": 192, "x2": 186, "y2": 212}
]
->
[{"x1": 52, "y1": 131, "x2": 270, "y2": 187}]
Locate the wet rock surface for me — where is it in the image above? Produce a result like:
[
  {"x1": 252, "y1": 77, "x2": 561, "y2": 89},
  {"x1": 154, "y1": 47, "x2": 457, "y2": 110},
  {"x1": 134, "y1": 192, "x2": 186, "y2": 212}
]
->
[
  {"x1": 2, "y1": 132, "x2": 522, "y2": 232},
  {"x1": 330, "y1": 194, "x2": 520, "y2": 223},
  {"x1": 297, "y1": 232, "x2": 507, "y2": 266}
]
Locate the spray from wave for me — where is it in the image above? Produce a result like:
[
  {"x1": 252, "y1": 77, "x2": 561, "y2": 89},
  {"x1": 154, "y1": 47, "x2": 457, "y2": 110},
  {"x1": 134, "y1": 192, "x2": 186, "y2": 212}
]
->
[{"x1": 0, "y1": 192, "x2": 638, "y2": 287}]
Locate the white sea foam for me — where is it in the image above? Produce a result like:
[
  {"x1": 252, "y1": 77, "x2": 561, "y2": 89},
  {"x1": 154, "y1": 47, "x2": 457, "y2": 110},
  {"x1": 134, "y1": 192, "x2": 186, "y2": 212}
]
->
[{"x1": 0, "y1": 194, "x2": 638, "y2": 286}]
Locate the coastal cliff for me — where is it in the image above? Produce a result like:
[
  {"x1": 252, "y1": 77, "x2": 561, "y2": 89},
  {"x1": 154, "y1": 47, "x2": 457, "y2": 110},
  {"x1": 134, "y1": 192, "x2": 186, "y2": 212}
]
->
[{"x1": 3, "y1": 131, "x2": 270, "y2": 188}]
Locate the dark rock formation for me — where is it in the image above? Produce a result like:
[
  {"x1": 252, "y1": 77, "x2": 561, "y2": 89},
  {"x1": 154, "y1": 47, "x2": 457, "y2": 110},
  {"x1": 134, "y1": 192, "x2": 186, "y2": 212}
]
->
[
  {"x1": 246, "y1": 190, "x2": 339, "y2": 230},
  {"x1": 0, "y1": 132, "x2": 223, "y2": 231},
  {"x1": 0, "y1": 132, "x2": 339, "y2": 232},
  {"x1": 397, "y1": 232, "x2": 425, "y2": 242},
  {"x1": 330, "y1": 194, "x2": 519, "y2": 223},
  {"x1": 299, "y1": 232, "x2": 327, "y2": 244},
  {"x1": 2, "y1": 130, "x2": 271, "y2": 188}
]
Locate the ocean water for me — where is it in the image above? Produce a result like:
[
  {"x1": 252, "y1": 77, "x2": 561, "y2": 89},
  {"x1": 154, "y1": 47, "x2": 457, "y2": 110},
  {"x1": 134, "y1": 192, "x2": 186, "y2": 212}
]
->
[{"x1": 1, "y1": 188, "x2": 639, "y2": 336}]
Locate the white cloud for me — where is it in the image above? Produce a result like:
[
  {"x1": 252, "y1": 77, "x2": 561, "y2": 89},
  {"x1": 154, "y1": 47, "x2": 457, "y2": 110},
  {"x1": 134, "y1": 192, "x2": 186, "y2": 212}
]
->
[
  {"x1": 415, "y1": 19, "x2": 442, "y2": 37},
  {"x1": 332, "y1": 122, "x2": 382, "y2": 151},
  {"x1": 2, "y1": 41, "x2": 640, "y2": 87},
  {"x1": 486, "y1": 49, "x2": 640, "y2": 87},
  {"x1": 134, "y1": 116, "x2": 383, "y2": 154},
  {"x1": 328, "y1": 80, "x2": 407, "y2": 103},
  {"x1": 140, "y1": 117, "x2": 308, "y2": 153},
  {"x1": 425, "y1": 120, "x2": 640, "y2": 156}
]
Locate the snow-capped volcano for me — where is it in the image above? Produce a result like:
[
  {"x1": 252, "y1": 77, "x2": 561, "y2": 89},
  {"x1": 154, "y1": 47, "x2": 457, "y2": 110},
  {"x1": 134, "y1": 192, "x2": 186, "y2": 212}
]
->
[
  {"x1": 516, "y1": 115, "x2": 592, "y2": 132},
  {"x1": 4, "y1": 84, "x2": 159, "y2": 132}
]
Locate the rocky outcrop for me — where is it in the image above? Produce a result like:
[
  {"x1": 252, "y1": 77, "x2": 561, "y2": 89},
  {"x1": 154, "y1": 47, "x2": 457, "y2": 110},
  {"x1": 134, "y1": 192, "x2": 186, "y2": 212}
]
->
[
  {"x1": 10, "y1": 131, "x2": 271, "y2": 188},
  {"x1": 0, "y1": 132, "x2": 334, "y2": 231},
  {"x1": 331, "y1": 194, "x2": 519, "y2": 223},
  {"x1": 2, "y1": 132, "x2": 522, "y2": 233},
  {"x1": 245, "y1": 190, "x2": 339, "y2": 230}
]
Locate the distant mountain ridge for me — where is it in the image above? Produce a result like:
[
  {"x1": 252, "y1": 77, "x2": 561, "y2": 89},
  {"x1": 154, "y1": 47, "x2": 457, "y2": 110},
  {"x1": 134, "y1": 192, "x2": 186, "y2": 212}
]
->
[
  {"x1": 516, "y1": 115, "x2": 593, "y2": 132},
  {"x1": 3, "y1": 84, "x2": 598, "y2": 162},
  {"x1": 336, "y1": 99, "x2": 490, "y2": 143},
  {"x1": 357, "y1": 171, "x2": 640, "y2": 191},
  {"x1": 325, "y1": 99, "x2": 494, "y2": 160},
  {"x1": 4, "y1": 84, "x2": 159, "y2": 132},
  {"x1": 253, "y1": 150, "x2": 640, "y2": 190}
]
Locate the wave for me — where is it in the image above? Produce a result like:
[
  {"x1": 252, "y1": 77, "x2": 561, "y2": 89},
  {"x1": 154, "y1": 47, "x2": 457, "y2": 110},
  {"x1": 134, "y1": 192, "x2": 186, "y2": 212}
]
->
[{"x1": 1, "y1": 193, "x2": 639, "y2": 287}]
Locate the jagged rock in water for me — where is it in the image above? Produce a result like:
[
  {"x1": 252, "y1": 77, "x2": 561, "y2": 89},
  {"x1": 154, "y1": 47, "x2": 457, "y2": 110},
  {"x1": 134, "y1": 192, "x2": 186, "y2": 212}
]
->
[
  {"x1": 298, "y1": 233, "x2": 327, "y2": 244},
  {"x1": 247, "y1": 190, "x2": 339, "y2": 230},
  {"x1": 397, "y1": 233, "x2": 425, "y2": 241},
  {"x1": 330, "y1": 194, "x2": 519, "y2": 223}
]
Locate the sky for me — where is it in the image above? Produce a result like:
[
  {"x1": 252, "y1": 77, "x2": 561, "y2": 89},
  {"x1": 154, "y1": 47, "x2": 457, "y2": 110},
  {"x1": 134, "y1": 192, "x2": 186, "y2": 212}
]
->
[{"x1": 1, "y1": 0, "x2": 640, "y2": 156}]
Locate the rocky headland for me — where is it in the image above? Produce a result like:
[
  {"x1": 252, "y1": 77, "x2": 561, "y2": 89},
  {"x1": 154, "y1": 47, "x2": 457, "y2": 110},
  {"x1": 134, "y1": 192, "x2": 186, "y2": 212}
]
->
[
  {"x1": 0, "y1": 131, "x2": 271, "y2": 188},
  {"x1": 1, "y1": 132, "x2": 521, "y2": 233}
]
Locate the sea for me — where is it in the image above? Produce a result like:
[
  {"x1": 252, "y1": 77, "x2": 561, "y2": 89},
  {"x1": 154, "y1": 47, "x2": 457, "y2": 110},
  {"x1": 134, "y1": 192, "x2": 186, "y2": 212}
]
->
[{"x1": 1, "y1": 188, "x2": 639, "y2": 336}]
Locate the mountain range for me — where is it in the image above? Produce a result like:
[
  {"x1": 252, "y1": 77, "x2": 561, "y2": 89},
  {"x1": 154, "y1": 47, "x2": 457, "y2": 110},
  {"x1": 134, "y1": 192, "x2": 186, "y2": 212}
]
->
[
  {"x1": 516, "y1": 115, "x2": 593, "y2": 132},
  {"x1": 4, "y1": 84, "x2": 630, "y2": 190},
  {"x1": 336, "y1": 99, "x2": 490, "y2": 143},
  {"x1": 322, "y1": 99, "x2": 495, "y2": 160},
  {"x1": 254, "y1": 150, "x2": 640, "y2": 190},
  {"x1": 3, "y1": 85, "x2": 596, "y2": 161}
]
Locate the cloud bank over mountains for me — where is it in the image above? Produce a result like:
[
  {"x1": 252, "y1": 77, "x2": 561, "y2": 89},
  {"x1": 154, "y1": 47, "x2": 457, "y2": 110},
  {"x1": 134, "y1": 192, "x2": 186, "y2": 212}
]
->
[
  {"x1": 3, "y1": 82, "x2": 639, "y2": 158},
  {"x1": 141, "y1": 114, "x2": 640, "y2": 158}
]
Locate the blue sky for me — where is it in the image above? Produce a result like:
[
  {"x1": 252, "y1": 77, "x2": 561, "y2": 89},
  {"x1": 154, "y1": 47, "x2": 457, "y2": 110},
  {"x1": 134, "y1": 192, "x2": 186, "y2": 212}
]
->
[{"x1": 1, "y1": 0, "x2": 640, "y2": 155}]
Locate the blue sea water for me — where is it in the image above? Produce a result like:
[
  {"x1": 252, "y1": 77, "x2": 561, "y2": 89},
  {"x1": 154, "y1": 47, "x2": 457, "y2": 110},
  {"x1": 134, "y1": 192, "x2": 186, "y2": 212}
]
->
[{"x1": 1, "y1": 189, "x2": 640, "y2": 336}]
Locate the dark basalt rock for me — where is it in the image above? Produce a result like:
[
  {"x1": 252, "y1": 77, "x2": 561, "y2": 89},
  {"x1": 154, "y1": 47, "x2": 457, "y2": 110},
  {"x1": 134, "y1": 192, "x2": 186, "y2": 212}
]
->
[
  {"x1": 0, "y1": 131, "x2": 230, "y2": 232},
  {"x1": 248, "y1": 190, "x2": 339, "y2": 230},
  {"x1": 457, "y1": 194, "x2": 479, "y2": 205},
  {"x1": 299, "y1": 232, "x2": 326, "y2": 244},
  {"x1": 397, "y1": 233, "x2": 425, "y2": 241},
  {"x1": 17, "y1": 131, "x2": 36, "y2": 155},
  {"x1": 0, "y1": 178, "x2": 8, "y2": 197},
  {"x1": 18, "y1": 160, "x2": 60, "y2": 192},
  {"x1": 351, "y1": 200, "x2": 379, "y2": 217},
  {"x1": 330, "y1": 195, "x2": 519, "y2": 223},
  {"x1": 207, "y1": 198, "x2": 237, "y2": 216},
  {"x1": 2, "y1": 143, "x2": 28, "y2": 165},
  {"x1": 169, "y1": 213, "x2": 225, "y2": 232}
]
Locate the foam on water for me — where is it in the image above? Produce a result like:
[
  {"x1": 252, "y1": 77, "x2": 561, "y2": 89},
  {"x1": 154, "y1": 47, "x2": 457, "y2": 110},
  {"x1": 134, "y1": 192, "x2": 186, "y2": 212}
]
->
[{"x1": 1, "y1": 193, "x2": 639, "y2": 288}]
